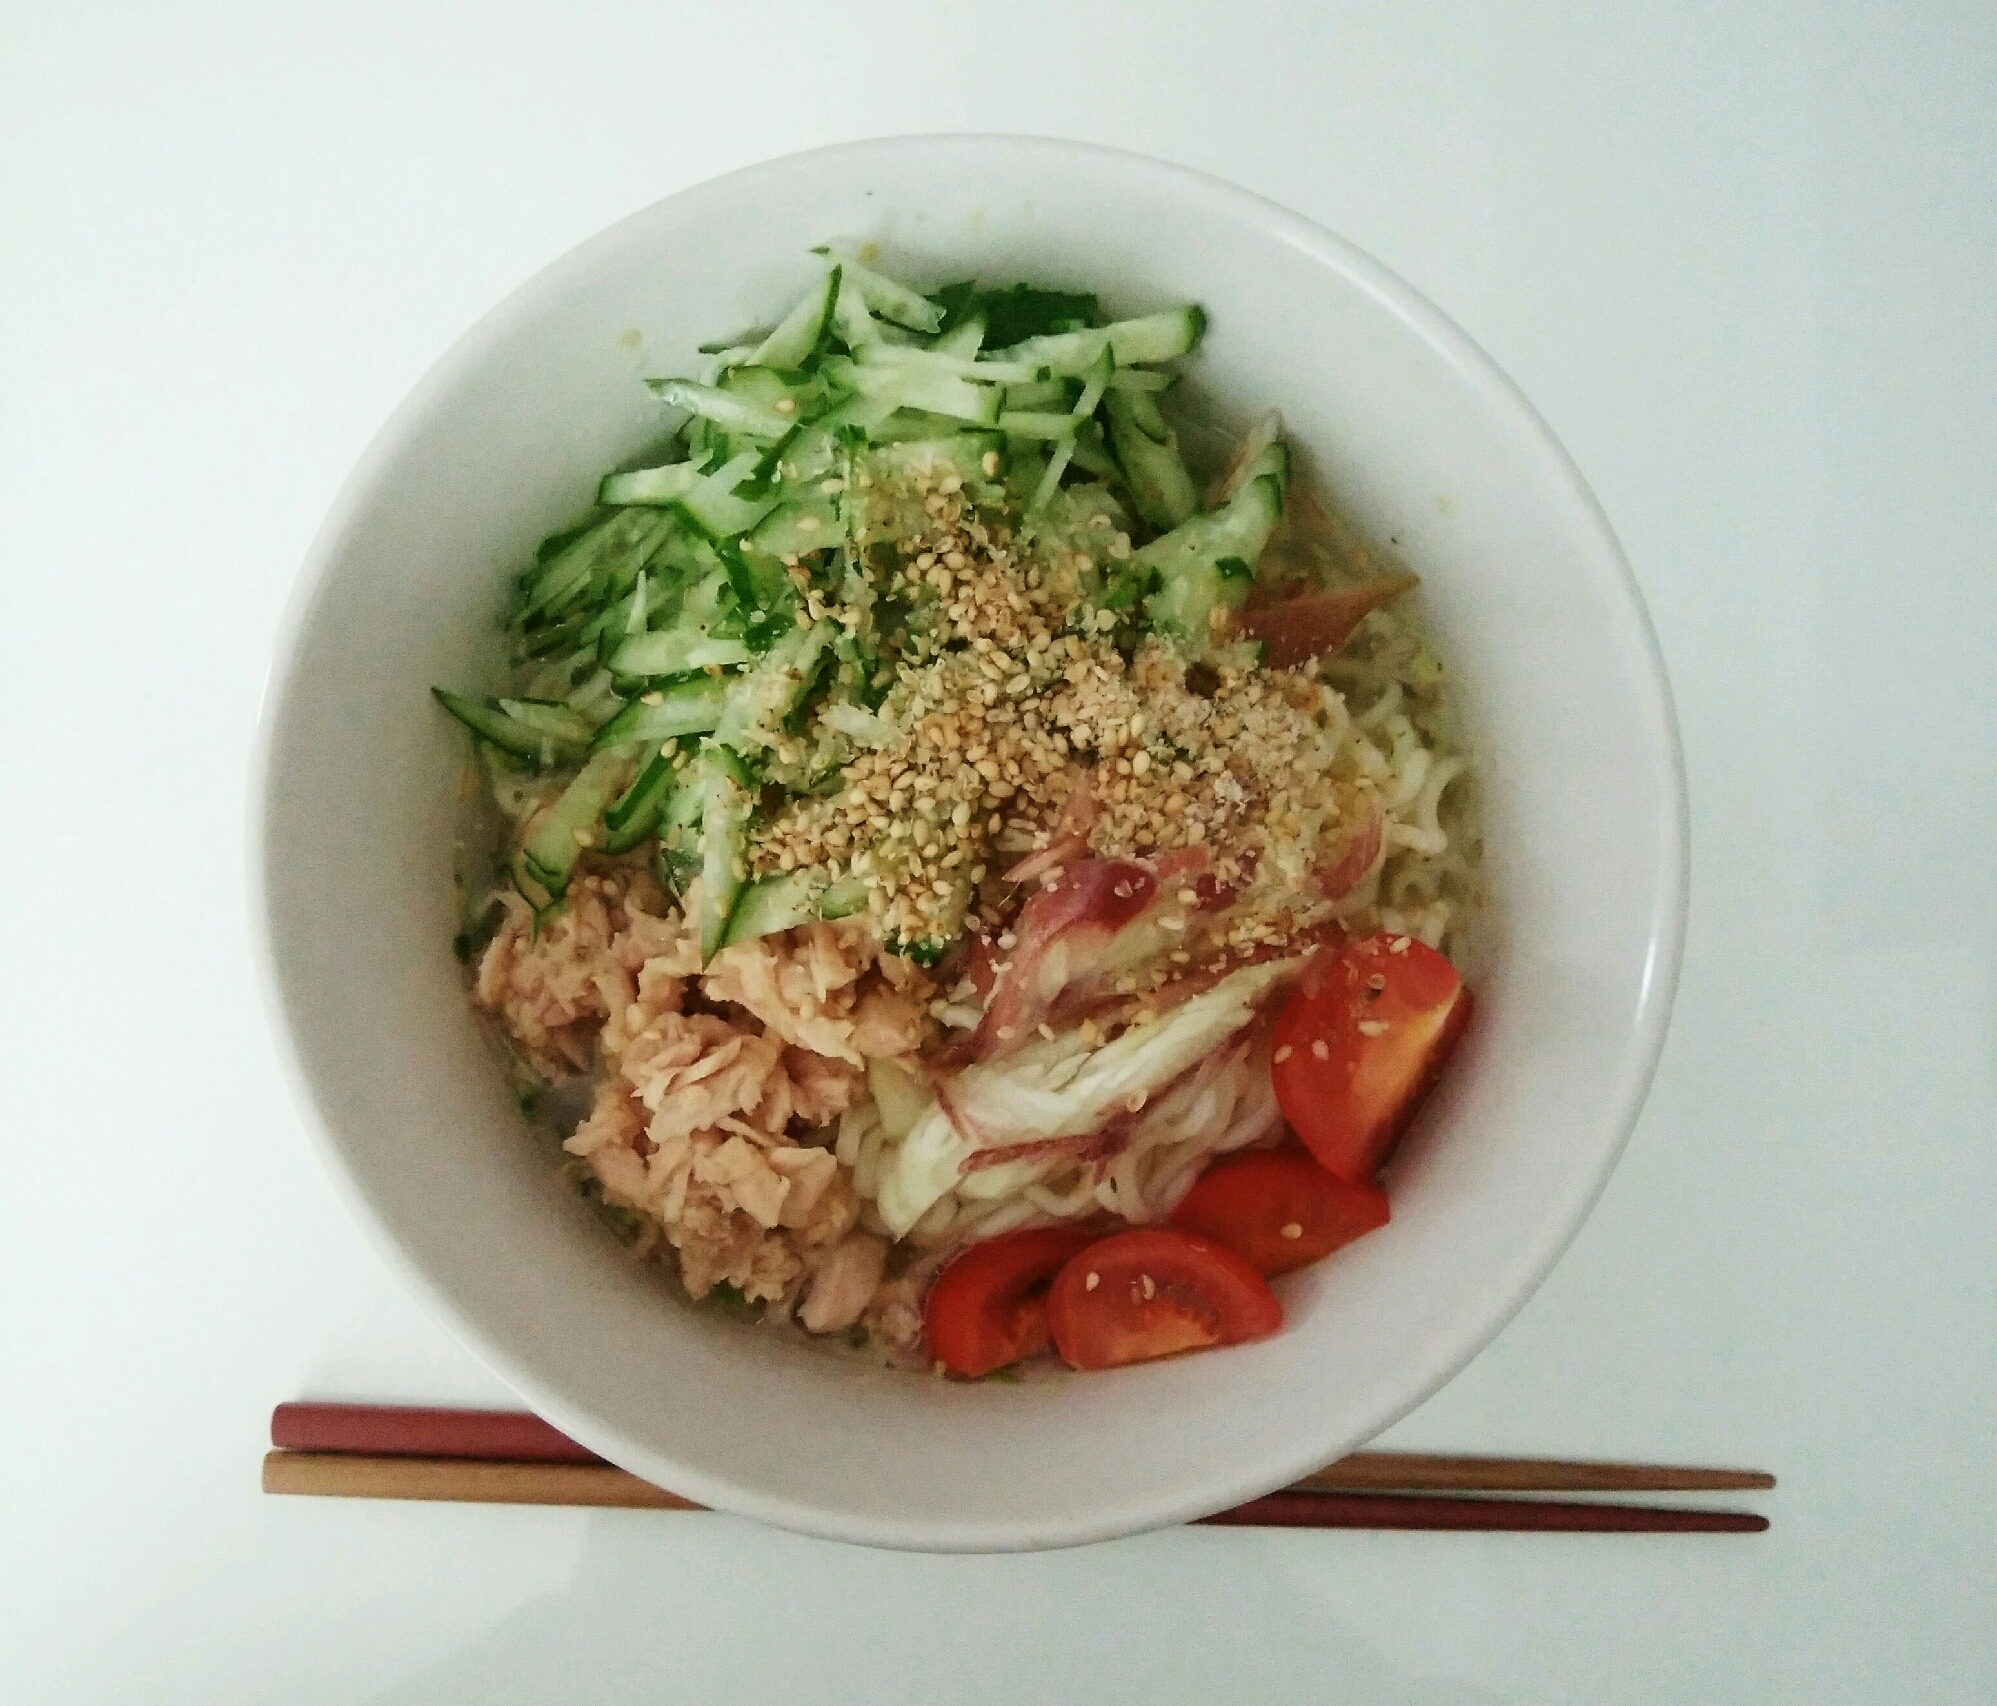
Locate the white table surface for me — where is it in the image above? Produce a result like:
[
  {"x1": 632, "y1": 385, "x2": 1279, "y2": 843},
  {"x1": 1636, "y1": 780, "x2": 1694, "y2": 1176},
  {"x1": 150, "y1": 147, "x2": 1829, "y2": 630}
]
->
[{"x1": 6, "y1": 5, "x2": 1993, "y2": 1701}]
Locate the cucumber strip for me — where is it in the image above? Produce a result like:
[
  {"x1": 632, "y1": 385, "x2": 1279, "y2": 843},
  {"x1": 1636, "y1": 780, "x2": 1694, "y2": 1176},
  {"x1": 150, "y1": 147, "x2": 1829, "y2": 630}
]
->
[
  {"x1": 671, "y1": 450, "x2": 780, "y2": 542},
  {"x1": 776, "y1": 391, "x2": 900, "y2": 482},
  {"x1": 563, "y1": 668, "x2": 622, "y2": 726},
  {"x1": 1068, "y1": 421, "x2": 1118, "y2": 479},
  {"x1": 748, "y1": 491, "x2": 844, "y2": 558},
  {"x1": 714, "y1": 620, "x2": 836, "y2": 756},
  {"x1": 518, "y1": 749, "x2": 630, "y2": 897},
  {"x1": 717, "y1": 364, "x2": 814, "y2": 409},
  {"x1": 1209, "y1": 410, "x2": 1286, "y2": 506},
  {"x1": 812, "y1": 245, "x2": 945, "y2": 333},
  {"x1": 859, "y1": 434, "x2": 1006, "y2": 490},
  {"x1": 1233, "y1": 438, "x2": 1291, "y2": 500},
  {"x1": 751, "y1": 269, "x2": 840, "y2": 370},
  {"x1": 653, "y1": 780, "x2": 704, "y2": 896},
  {"x1": 993, "y1": 306, "x2": 1207, "y2": 376},
  {"x1": 432, "y1": 689, "x2": 578, "y2": 767},
  {"x1": 1138, "y1": 472, "x2": 1285, "y2": 659},
  {"x1": 515, "y1": 510, "x2": 664, "y2": 627},
  {"x1": 820, "y1": 356, "x2": 1002, "y2": 427},
  {"x1": 619, "y1": 569, "x2": 650, "y2": 649},
  {"x1": 588, "y1": 677, "x2": 730, "y2": 751},
  {"x1": 999, "y1": 379, "x2": 1070, "y2": 412},
  {"x1": 516, "y1": 608, "x2": 590, "y2": 661},
  {"x1": 699, "y1": 328, "x2": 770, "y2": 355},
  {"x1": 1105, "y1": 390, "x2": 1198, "y2": 529},
  {"x1": 646, "y1": 378, "x2": 793, "y2": 441},
  {"x1": 694, "y1": 747, "x2": 754, "y2": 962},
  {"x1": 1119, "y1": 387, "x2": 1171, "y2": 444},
  {"x1": 697, "y1": 346, "x2": 760, "y2": 385},
  {"x1": 598, "y1": 463, "x2": 701, "y2": 506},
  {"x1": 721, "y1": 870, "x2": 823, "y2": 947},
  {"x1": 997, "y1": 410, "x2": 1081, "y2": 441},
  {"x1": 1030, "y1": 346, "x2": 1111, "y2": 514},
  {"x1": 497, "y1": 699, "x2": 594, "y2": 747},
  {"x1": 607, "y1": 629, "x2": 753, "y2": 679},
  {"x1": 817, "y1": 870, "x2": 871, "y2": 920},
  {"x1": 863, "y1": 408, "x2": 984, "y2": 445},
  {"x1": 830, "y1": 270, "x2": 881, "y2": 348},
  {"x1": 1105, "y1": 367, "x2": 1174, "y2": 393},
  {"x1": 601, "y1": 747, "x2": 678, "y2": 854},
  {"x1": 521, "y1": 517, "x2": 598, "y2": 586},
  {"x1": 928, "y1": 313, "x2": 986, "y2": 360},
  {"x1": 1074, "y1": 345, "x2": 1115, "y2": 415},
  {"x1": 852, "y1": 344, "x2": 1045, "y2": 385}
]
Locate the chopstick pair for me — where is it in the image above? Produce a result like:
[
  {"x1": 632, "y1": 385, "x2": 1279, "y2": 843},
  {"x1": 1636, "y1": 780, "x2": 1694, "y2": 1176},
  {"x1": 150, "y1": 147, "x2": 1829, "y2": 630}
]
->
[{"x1": 262, "y1": 1404, "x2": 1772, "y2": 1534}]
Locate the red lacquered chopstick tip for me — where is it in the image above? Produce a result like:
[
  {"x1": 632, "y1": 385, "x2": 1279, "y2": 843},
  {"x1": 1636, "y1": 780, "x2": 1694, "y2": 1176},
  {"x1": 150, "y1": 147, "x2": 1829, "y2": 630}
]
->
[{"x1": 270, "y1": 1402, "x2": 603, "y2": 1465}]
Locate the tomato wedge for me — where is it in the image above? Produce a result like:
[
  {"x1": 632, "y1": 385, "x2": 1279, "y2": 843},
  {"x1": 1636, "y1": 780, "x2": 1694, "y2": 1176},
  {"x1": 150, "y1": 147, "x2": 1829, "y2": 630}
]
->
[
  {"x1": 924, "y1": 1227, "x2": 1095, "y2": 1377},
  {"x1": 1045, "y1": 1229, "x2": 1282, "y2": 1370},
  {"x1": 1271, "y1": 933, "x2": 1471, "y2": 1182},
  {"x1": 1169, "y1": 1146, "x2": 1390, "y2": 1276}
]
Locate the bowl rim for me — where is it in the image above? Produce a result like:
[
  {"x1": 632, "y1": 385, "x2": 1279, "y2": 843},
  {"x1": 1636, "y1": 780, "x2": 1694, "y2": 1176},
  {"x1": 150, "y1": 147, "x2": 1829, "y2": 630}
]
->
[{"x1": 249, "y1": 132, "x2": 1689, "y2": 1552}]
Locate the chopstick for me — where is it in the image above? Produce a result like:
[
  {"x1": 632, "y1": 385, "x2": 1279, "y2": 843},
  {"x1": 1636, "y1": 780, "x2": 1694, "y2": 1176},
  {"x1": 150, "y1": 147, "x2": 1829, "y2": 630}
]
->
[
  {"x1": 265, "y1": 1404, "x2": 1771, "y2": 1533},
  {"x1": 259, "y1": 1449, "x2": 1766, "y2": 1531},
  {"x1": 272, "y1": 1403, "x2": 1775, "y2": 1493}
]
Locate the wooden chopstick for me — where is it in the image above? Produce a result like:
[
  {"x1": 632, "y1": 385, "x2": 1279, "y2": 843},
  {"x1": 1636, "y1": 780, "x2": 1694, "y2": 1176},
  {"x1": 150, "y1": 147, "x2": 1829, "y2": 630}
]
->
[
  {"x1": 271, "y1": 1402, "x2": 601, "y2": 1465},
  {"x1": 260, "y1": 1450, "x2": 1768, "y2": 1533},
  {"x1": 270, "y1": 1402, "x2": 1775, "y2": 1495},
  {"x1": 264, "y1": 1451, "x2": 699, "y2": 1511},
  {"x1": 1296, "y1": 1452, "x2": 1775, "y2": 1494}
]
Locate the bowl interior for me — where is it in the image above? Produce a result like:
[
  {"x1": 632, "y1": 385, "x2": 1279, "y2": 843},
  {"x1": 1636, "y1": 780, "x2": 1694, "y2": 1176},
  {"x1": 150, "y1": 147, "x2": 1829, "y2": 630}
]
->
[{"x1": 257, "y1": 137, "x2": 1684, "y2": 1551}]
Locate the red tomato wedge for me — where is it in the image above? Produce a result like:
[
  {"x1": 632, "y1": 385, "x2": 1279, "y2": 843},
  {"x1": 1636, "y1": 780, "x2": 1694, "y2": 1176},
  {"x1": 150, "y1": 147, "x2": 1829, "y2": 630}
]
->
[
  {"x1": 1045, "y1": 1229, "x2": 1283, "y2": 1371},
  {"x1": 1271, "y1": 933, "x2": 1471, "y2": 1182},
  {"x1": 1168, "y1": 1146, "x2": 1391, "y2": 1276},
  {"x1": 924, "y1": 1227, "x2": 1095, "y2": 1377}
]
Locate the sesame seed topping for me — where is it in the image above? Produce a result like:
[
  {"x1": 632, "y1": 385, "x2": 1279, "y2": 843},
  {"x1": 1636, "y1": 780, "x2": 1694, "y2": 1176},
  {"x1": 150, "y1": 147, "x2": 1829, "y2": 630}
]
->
[
  {"x1": 1280, "y1": 1222, "x2": 1304, "y2": 1240},
  {"x1": 1311, "y1": 1039, "x2": 1330, "y2": 1060},
  {"x1": 1084, "y1": 1271, "x2": 1100, "y2": 1291}
]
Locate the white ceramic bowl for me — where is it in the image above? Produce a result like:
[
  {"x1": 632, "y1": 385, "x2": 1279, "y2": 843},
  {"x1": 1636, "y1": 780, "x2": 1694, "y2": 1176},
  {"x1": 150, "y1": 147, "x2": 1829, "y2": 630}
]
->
[{"x1": 254, "y1": 136, "x2": 1686, "y2": 1552}]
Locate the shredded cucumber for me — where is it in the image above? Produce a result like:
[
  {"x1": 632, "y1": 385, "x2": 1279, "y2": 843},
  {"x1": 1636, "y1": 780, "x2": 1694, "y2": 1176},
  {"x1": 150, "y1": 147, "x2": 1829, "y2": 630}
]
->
[{"x1": 436, "y1": 247, "x2": 1246, "y2": 969}]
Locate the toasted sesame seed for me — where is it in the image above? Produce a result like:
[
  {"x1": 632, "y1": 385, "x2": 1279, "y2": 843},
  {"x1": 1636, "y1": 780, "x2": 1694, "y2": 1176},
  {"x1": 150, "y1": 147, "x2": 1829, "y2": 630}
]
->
[
  {"x1": 1084, "y1": 1271, "x2": 1100, "y2": 1291},
  {"x1": 1273, "y1": 1045, "x2": 1293, "y2": 1063},
  {"x1": 1311, "y1": 1039, "x2": 1330, "y2": 1060},
  {"x1": 1279, "y1": 1222, "x2": 1304, "y2": 1240},
  {"x1": 1139, "y1": 1273, "x2": 1156, "y2": 1300},
  {"x1": 1358, "y1": 1019, "x2": 1389, "y2": 1036}
]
